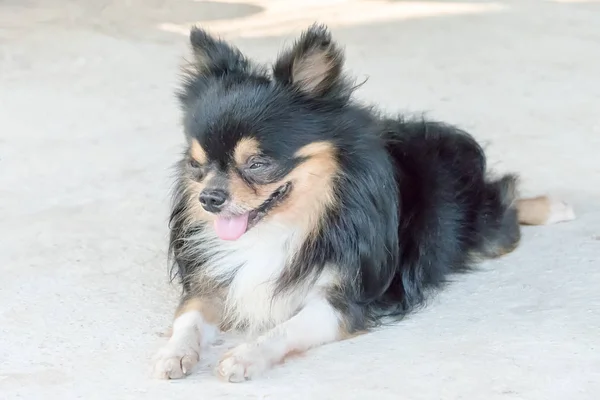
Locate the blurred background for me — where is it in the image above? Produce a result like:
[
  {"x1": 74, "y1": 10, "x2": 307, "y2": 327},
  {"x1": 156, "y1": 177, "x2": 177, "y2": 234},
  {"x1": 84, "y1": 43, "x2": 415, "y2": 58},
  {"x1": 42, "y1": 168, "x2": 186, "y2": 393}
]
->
[{"x1": 1, "y1": 1, "x2": 599, "y2": 399}]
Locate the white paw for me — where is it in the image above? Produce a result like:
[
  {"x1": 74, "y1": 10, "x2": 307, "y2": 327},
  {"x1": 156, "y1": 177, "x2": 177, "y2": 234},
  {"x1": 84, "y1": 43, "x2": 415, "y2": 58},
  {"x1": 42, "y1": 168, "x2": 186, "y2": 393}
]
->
[
  {"x1": 152, "y1": 342, "x2": 200, "y2": 379},
  {"x1": 546, "y1": 198, "x2": 576, "y2": 225},
  {"x1": 216, "y1": 343, "x2": 270, "y2": 383}
]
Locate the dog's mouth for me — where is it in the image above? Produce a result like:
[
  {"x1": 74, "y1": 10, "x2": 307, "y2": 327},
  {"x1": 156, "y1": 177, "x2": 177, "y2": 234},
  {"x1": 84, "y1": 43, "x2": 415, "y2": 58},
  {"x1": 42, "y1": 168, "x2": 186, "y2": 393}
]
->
[{"x1": 213, "y1": 182, "x2": 292, "y2": 241}]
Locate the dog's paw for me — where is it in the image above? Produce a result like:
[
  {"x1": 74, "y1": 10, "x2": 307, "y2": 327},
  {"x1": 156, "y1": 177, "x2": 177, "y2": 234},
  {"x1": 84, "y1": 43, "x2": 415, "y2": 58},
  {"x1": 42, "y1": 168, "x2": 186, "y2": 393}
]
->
[
  {"x1": 216, "y1": 343, "x2": 270, "y2": 383},
  {"x1": 153, "y1": 342, "x2": 200, "y2": 379},
  {"x1": 518, "y1": 196, "x2": 576, "y2": 226}
]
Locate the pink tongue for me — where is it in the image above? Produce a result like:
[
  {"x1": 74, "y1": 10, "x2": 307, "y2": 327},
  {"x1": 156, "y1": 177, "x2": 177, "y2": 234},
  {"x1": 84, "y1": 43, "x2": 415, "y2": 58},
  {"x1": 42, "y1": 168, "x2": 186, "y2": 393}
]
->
[{"x1": 214, "y1": 213, "x2": 250, "y2": 240}]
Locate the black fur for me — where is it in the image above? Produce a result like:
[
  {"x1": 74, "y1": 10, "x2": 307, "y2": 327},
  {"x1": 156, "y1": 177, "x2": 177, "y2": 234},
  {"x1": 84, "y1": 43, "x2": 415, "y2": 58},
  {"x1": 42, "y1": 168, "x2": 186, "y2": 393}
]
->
[{"x1": 169, "y1": 24, "x2": 521, "y2": 334}]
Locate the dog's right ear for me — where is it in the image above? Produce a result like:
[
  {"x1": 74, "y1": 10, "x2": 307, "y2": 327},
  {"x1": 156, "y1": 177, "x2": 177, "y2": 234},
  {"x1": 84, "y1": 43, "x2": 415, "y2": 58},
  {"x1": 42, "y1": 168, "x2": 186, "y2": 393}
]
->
[
  {"x1": 178, "y1": 27, "x2": 250, "y2": 108},
  {"x1": 188, "y1": 27, "x2": 249, "y2": 77}
]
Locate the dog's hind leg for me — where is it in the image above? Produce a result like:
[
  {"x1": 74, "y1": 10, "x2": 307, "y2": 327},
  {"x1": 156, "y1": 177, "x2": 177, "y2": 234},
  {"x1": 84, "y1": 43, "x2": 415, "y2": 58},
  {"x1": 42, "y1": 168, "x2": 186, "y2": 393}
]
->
[
  {"x1": 473, "y1": 174, "x2": 576, "y2": 260},
  {"x1": 517, "y1": 196, "x2": 576, "y2": 226},
  {"x1": 471, "y1": 175, "x2": 520, "y2": 259}
]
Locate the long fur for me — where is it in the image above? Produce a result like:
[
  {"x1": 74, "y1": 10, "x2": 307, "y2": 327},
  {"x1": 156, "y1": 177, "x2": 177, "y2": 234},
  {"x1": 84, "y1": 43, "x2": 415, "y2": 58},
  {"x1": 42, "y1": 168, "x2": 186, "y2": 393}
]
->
[
  {"x1": 155, "y1": 24, "x2": 567, "y2": 381},
  {"x1": 169, "y1": 24, "x2": 521, "y2": 332}
]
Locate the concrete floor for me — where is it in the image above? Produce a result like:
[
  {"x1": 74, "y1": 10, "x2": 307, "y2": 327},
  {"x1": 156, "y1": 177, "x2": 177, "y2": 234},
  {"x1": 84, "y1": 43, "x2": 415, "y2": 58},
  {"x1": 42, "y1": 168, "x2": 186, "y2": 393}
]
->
[{"x1": 1, "y1": 0, "x2": 599, "y2": 399}]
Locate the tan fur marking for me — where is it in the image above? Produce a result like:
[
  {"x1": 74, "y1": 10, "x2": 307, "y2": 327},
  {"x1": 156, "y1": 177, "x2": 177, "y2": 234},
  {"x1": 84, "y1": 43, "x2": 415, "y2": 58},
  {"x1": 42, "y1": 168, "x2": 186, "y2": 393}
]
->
[
  {"x1": 470, "y1": 237, "x2": 521, "y2": 262},
  {"x1": 517, "y1": 196, "x2": 554, "y2": 225},
  {"x1": 190, "y1": 139, "x2": 207, "y2": 165},
  {"x1": 228, "y1": 173, "x2": 268, "y2": 210},
  {"x1": 294, "y1": 141, "x2": 333, "y2": 159},
  {"x1": 233, "y1": 137, "x2": 260, "y2": 165},
  {"x1": 494, "y1": 240, "x2": 520, "y2": 257},
  {"x1": 293, "y1": 50, "x2": 336, "y2": 93},
  {"x1": 517, "y1": 195, "x2": 576, "y2": 225},
  {"x1": 338, "y1": 327, "x2": 368, "y2": 341},
  {"x1": 227, "y1": 141, "x2": 338, "y2": 236},
  {"x1": 281, "y1": 141, "x2": 339, "y2": 234},
  {"x1": 175, "y1": 297, "x2": 223, "y2": 326},
  {"x1": 485, "y1": 241, "x2": 519, "y2": 259}
]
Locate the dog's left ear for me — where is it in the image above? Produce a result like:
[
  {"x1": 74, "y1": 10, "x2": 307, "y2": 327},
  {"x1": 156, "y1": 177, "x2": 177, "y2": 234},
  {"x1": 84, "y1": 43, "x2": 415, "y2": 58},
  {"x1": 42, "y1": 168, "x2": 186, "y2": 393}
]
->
[{"x1": 273, "y1": 24, "x2": 345, "y2": 98}]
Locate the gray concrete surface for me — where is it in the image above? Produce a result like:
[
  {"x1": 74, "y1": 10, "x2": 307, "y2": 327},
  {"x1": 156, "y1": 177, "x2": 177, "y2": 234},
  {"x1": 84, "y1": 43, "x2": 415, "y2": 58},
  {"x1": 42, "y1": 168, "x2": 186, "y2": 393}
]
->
[{"x1": 1, "y1": 0, "x2": 599, "y2": 399}]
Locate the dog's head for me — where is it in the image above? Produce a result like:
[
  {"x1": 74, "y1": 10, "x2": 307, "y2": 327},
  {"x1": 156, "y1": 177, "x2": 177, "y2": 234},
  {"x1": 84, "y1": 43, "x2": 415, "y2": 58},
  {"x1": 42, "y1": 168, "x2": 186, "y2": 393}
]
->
[{"x1": 176, "y1": 25, "x2": 355, "y2": 240}]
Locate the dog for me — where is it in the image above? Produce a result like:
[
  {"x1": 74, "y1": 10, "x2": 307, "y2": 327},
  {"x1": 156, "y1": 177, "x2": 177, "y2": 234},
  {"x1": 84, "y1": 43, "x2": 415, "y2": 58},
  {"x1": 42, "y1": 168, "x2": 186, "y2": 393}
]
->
[{"x1": 152, "y1": 24, "x2": 575, "y2": 382}]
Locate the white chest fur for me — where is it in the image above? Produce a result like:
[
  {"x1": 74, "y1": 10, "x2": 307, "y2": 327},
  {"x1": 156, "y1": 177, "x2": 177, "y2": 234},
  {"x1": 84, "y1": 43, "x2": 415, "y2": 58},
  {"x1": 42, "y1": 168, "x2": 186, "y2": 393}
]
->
[{"x1": 191, "y1": 221, "x2": 310, "y2": 334}]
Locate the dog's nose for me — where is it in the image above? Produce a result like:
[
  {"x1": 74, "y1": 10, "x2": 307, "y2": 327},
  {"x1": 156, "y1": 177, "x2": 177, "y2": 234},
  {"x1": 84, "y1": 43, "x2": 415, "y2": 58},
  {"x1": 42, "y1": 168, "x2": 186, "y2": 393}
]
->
[{"x1": 199, "y1": 189, "x2": 228, "y2": 213}]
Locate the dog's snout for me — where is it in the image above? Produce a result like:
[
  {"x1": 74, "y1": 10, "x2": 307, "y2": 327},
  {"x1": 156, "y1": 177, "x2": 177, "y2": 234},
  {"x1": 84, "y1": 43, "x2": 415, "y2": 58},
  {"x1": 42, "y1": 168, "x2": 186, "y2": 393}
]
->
[{"x1": 199, "y1": 189, "x2": 228, "y2": 213}]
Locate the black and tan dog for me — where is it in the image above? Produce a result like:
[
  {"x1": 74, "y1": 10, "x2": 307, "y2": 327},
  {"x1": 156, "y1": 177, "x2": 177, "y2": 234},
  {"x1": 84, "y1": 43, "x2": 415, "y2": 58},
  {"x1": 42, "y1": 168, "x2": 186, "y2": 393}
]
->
[{"x1": 153, "y1": 24, "x2": 575, "y2": 382}]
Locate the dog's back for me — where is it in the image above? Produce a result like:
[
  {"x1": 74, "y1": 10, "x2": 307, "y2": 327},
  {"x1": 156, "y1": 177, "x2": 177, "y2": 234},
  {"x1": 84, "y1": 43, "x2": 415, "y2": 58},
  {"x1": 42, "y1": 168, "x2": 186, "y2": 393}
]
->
[{"x1": 372, "y1": 118, "x2": 521, "y2": 316}]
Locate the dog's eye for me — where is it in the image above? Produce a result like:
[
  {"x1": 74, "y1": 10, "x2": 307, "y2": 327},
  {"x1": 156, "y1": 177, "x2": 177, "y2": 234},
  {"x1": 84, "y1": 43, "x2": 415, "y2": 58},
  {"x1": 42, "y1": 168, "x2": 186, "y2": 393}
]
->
[
  {"x1": 249, "y1": 162, "x2": 266, "y2": 170},
  {"x1": 243, "y1": 157, "x2": 279, "y2": 183},
  {"x1": 246, "y1": 157, "x2": 271, "y2": 171},
  {"x1": 189, "y1": 159, "x2": 201, "y2": 169},
  {"x1": 187, "y1": 159, "x2": 205, "y2": 180}
]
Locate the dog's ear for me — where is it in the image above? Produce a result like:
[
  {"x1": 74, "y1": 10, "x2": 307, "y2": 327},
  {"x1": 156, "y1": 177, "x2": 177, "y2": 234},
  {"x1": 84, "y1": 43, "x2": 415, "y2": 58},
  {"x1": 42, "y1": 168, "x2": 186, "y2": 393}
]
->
[
  {"x1": 273, "y1": 24, "x2": 346, "y2": 98},
  {"x1": 178, "y1": 27, "x2": 250, "y2": 108},
  {"x1": 188, "y1": 27, "x2": 250, "y2": 76}
]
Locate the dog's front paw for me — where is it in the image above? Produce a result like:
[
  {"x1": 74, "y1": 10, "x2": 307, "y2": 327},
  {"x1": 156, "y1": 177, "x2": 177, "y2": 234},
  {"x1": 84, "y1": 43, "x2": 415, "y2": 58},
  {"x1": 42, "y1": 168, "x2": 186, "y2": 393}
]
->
[
  {"x1": 153, "y1": 342, "x2": 200, "y2": 379},
  {"x1": 216, "y1": 343, "x2": 270, "y2": 383}
]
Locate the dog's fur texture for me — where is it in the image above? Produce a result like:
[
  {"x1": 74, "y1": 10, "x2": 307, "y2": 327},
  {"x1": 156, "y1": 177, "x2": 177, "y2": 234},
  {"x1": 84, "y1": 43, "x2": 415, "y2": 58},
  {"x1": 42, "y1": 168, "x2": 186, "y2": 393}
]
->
[{"x1": 153, "y1": 24, "x2": 576, "y2": 382}]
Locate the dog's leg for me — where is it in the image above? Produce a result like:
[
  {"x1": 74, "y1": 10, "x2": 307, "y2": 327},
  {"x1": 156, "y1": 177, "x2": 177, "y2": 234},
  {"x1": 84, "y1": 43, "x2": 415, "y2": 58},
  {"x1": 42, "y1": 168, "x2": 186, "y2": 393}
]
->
[
  {"x1": 153, "y1": 297, "x2": 222, "y2": 379},
  {"x1": 216, "y1": 295, "x2": 342, "y2": 382},
  {"x1": 517, "y1": 196, "x2": 576, "y2": 225}
]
